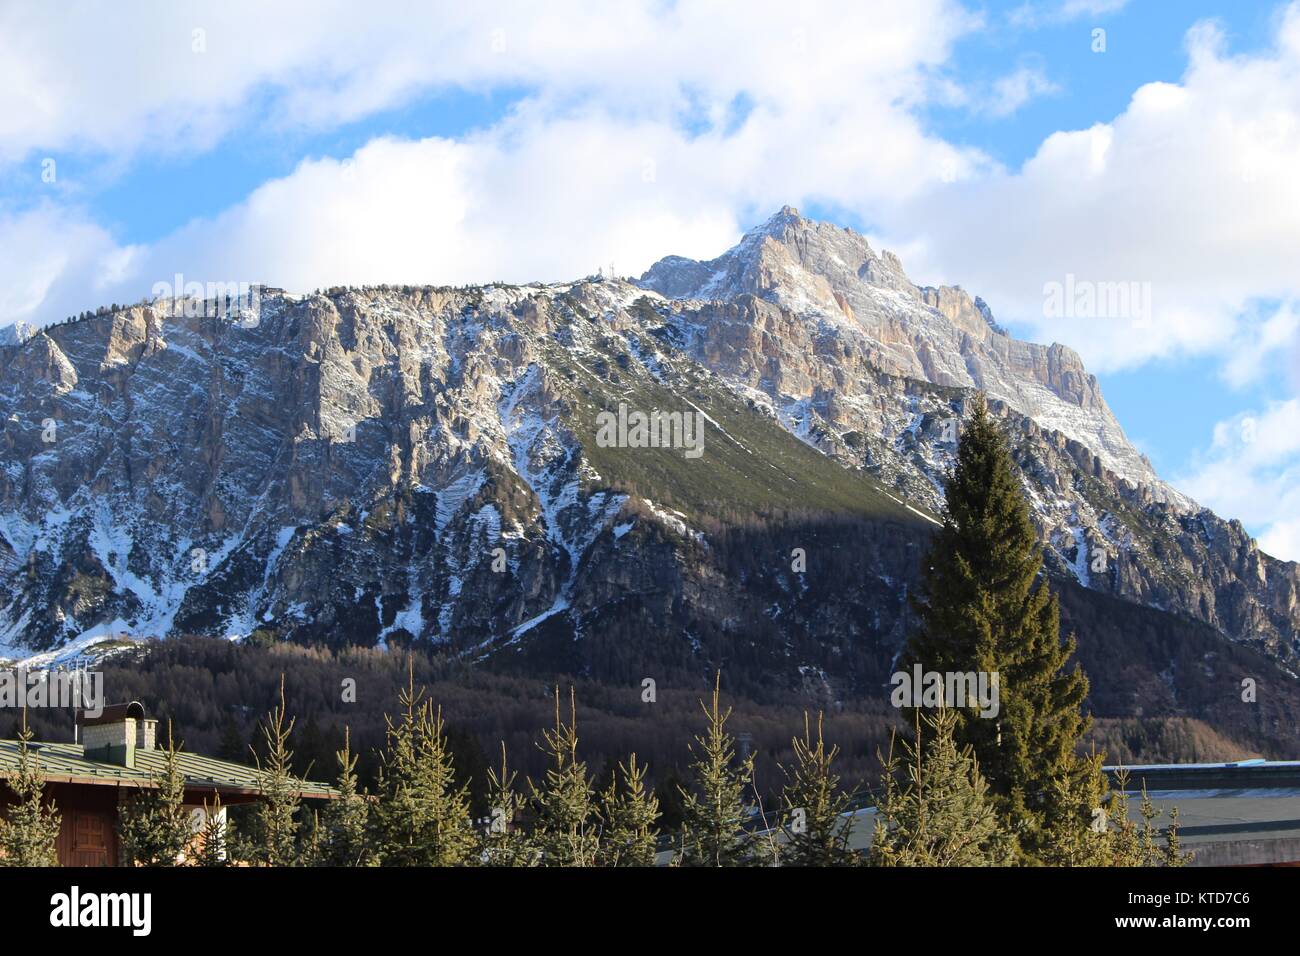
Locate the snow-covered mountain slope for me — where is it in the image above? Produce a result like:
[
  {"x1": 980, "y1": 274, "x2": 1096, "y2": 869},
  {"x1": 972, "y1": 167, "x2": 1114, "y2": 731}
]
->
[
  {"x1": 0, "y1": 210, "x2": 1296, "y2": 681},
  {"x1": 0, "y1": 280, "x2": 919, "y2": 663}
]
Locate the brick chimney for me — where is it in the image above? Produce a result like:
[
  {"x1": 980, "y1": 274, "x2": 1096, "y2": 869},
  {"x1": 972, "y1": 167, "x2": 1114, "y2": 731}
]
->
[
  {"x1": 78, "y1": 701, "x2": 147, "y2": 768},
  {"x1": 136, "y1": 717, "x2": 158, "y2": 752}
]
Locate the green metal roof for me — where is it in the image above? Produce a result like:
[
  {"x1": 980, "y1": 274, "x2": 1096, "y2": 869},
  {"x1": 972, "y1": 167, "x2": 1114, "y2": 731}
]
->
[{"x1": 0, "y1": 739, "x2": 336, "y2": 799}]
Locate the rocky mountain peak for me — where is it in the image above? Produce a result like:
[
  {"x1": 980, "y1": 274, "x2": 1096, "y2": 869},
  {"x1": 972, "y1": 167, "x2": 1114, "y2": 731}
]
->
[
  {"x1": 0, "y1": 321, "x2": 38, "y2": 348},
  {"x1": 639, "y1": 208, "x2": 1173, "y2": 497}
]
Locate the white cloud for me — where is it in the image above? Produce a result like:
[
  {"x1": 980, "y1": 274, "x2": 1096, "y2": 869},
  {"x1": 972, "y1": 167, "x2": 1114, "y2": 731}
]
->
[
  {"x1": 983, "y1": 65, "x2": 1060, "y2": 116},
  {"x1": 891, "y1": 6, "x2": 1300, "y2": 381},
  {"x1": 123, "y1": 128, "x2": 743, "y2": 294},
  {"x1": 1260, "y1": 519, "x2": 1300, "y2": 562},
  {"x1": 0, "y1": 0, "x2": 986, "y2": 321},
  {"x1": 0, "y1": 203, "x2": 137, "y2": 324},
  {"x1": 1008, "y1": 0, "x2": 1129, "y2": 29},
  {"x1": 1178, "y1": 399, "x2": 1300, "y2": 562},
  {"x1": 5, "y1": 95, "x2": 984, "y2": 324},
  {"x1": 0, "y1": 0, "x2": 975, "y2": 165},
  {"x1": 1221, "y1": 302, "x2": 1300, "y2": 390}
]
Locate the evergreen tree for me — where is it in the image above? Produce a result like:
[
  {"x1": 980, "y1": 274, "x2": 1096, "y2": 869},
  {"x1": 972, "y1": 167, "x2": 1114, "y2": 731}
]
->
[
  {"x1": 290, "y1": 714, "x2": 333, "y2": 780},
  {"x1": 299, "y1": 808, "x2": 324, "y2": 867},
  {"x1": 1100, "y1": 775, "x2": 1152, "y2": 866},
  {"x1": 1092, "y1": 772, "x2": 1193, "y2": 867},
  {"x1": 216, "y1": 716, "x2": 246, "y2": 764},
  {"x1": 1034, "y1": 749, "x2": 1113, "y2": 865},
  {"x1": 371, "y1": 661, "x2": 476, "y2": 866},
  {"x1": 598, "y1": 753, "x2": 660, "y2": 867},
  {"x1": 478, "y1": 742, "x2": 537, "y2": 867},
  {"x1": 654, "y1": 768, "x2": 690, "y2": 833},
  {"x1": 678, "y1": 673, "x2": 756, "y2": 867},
  {"x1": 321, "y1": 727, "x2": 371, "y2": 867},
  {"x1": 779, "y1": 712, "x2": 857, "y2": 866},
  {"x1": 906, "y1": 393, "x2": 1097, "y2": 859},
  {"x1": 193, "y1": 793, "x2": 227, "y2": 867},
  {"x1": 118, "y1": 722, "x2": 192, "y2": 866},
  {"x1": 0, "y1": 713, "x2": 61, "y2": 867},
  {"x1": 1162, "y1": 806, "x2": 1190, "y2": 867},
  {"x1": 870, "y1": 708, "x2": 1014, "y2": 867},
  {"x1": 245, "y1": 676, "x2": 301, "y2": 866},
  {"x1": 531, "y1": 687, "x2": 599, "y2": 867}
]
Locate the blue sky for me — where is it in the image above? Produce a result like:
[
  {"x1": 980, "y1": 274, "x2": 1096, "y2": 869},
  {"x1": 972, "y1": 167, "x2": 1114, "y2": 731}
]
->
[
  {"x1": 921, "y1": 0, "x2": 1286, "y2": 477},
  {"x1": 926, "y1": 0, "x2": 1282, "y2": 166},
  {"x1": 925, "y1": 1, "x2": 1287, "y2": 480},
  {"x1": 1, "y1": 0, "x2": 1297, "y2": 557}
]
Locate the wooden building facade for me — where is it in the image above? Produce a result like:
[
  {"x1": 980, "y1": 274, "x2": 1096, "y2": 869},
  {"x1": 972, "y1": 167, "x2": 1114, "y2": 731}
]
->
[{"x1": 0, "y1": 701, "x2": 334, "y2": 866}]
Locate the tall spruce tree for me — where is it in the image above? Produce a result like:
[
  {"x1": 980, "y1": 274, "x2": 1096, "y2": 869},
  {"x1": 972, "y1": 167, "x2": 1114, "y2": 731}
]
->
[
  {"x1": 778, "y1": 712, "x2": 857, "y2": 866},
  {"x1": 245, "y1": 676, "x2": 302, "y2": 866},
  {"x1": 598, "y1": 753, "x2": 660, "y2": 867},
  {"x1": 321, "y1": 727, "x2": 371, "y2": 866},
  {"x1": 371, "y1": 661, "x2": 476, "y2": 866},
  {"x1": 906, "y1": 393, "x2": 1100, "y2": 859},
  {"x1": 478, "y1": 742, "x2": 537, "y2": 867},
  {"x1": 531, "y1": 687, "x2": 599, "y2": 867},
  {"x1": 678, "y1": 673, "x2": 756, "y2": 867},
  {"x1": 870, "y1": 708, "x2": 1014, "y2": 867},
  {"x1": 0, "y1": 712, "x2": 61, "y2": 866},
  {"x1": 118, "y1": 722, "x2": 192, "y2": 866}
]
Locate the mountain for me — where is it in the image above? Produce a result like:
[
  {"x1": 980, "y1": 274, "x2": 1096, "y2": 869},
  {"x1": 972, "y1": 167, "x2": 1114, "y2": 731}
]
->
[
  {"x1": 1, "y1": 209, "x2": 1297, "y2": 748},
  {"x1": 636, "y1": 209, "x2": 1298, "y2": 663},
  {"x1": 640, "y1": 206, "x2": 1165, "y2": 494},
  {"x1": 0, "y1": 321, "x2": 37, "y2": 348}
]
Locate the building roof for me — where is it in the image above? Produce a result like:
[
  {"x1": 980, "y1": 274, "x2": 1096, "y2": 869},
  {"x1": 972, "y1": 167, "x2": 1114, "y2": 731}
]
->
[
  {"x1": 0, "y1": 739, "x2": 336, "y2": 799},
  {"x1": 1104, "y1": 759, "x2": 1300, "y2": 793},
  {"x1": 1104, "y1": 759, "x2": 1300, "y2": 772}
]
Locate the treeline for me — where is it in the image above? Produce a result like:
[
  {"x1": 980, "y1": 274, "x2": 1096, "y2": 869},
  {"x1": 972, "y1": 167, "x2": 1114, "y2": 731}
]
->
[
  {"x1": 45, "y1": 304, "x2": 133, "y2": 327},
  {"x1": 7, "y1": 639, "x2": 899, "y2": 821},
  {"x1": 34, "y1": 282, "x2": 544, "y2": 334},
  {"x1": 0, "y1": 671, "x2": 1188, "y2": 867},
  {"x1": 1087, "y1": 716, "x2": 1259, "y2": 766}
]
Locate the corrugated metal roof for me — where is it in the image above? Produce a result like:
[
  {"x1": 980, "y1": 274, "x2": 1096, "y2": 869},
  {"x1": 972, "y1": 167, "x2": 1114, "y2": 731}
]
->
[{"x1": 0, "y1": 739, "x2": 336, "y2": 798}]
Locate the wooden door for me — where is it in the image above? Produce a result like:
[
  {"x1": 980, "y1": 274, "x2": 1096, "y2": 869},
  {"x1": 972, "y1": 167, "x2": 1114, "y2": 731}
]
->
[{"x1": 68, "y1": 811, "x2": 110, "y2": 867}]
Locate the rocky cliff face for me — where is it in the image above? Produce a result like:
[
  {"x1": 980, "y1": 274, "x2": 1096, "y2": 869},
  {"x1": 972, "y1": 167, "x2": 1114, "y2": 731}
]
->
[{"x1": 0, "y1": 209, "x2": 1296, "y2": 691}]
